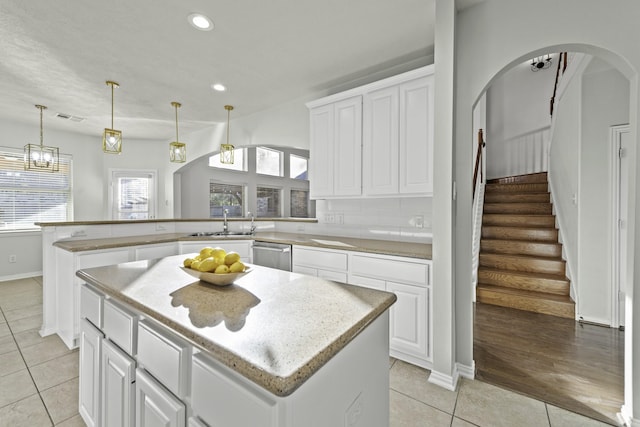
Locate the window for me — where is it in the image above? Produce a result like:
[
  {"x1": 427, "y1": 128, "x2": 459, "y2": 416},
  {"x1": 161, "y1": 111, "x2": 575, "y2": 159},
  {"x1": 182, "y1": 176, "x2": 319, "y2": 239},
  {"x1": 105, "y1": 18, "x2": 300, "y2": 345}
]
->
[
  {"x1": 256, "y1": 187, "x2": 281, "y2": 217},
  {"x1": 0, "y1": 147, "x2": 72, "y2": 230},
  {"x1": 110, "y1": 170, "x2": 156, "y2": 220},
  {"x1": 290, "y1": 154, "x2": 308, "y2": 180},
  {"x1": 256, "y1": 147, "x2": 283, "y2": 176},
  {"x1": 290, "y1": 189, "x2": 310, "y2": 218},
  {"x1": 210, "y1": 182, "x2": 244, "y2": 217},
  {"x1": 209, "y1": 148, "x2": 246, "y2": 171}
]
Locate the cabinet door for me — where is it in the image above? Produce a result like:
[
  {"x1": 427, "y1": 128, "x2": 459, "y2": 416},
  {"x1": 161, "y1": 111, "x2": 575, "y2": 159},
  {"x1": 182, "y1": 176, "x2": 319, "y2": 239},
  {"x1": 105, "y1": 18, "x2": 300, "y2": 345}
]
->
[
  {"x1": 309, "y1": 103, "x2": 334, "y2": 198},
  {"x1": 136, "y1": 369, "x2": 185, "y2": 427},
  {"x1": 399, "y1": 75, "x2": 434, "y2": 195},
  {"x1": 363, "y1": 85, "x2": 399, "y2": 195},
  {"x1": 386, "y1": 281, "x2": 428, "y2": 360},
  {"x1": 333, "y1": 96, "x2": 362, "y2": 196},
  {"x1": 102, "y1": 340, "x2": 135, "y2": 427},
  {"x1": 79, "y1": 319, "x2": 103, "y2": 427}
]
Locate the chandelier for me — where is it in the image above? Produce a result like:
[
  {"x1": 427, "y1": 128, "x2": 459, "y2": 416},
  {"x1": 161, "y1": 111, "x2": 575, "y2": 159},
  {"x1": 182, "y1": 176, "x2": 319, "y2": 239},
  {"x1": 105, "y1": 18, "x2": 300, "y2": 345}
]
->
[
  {"x1": 102, "y1": 80, "x2": 122, "y2": 154},
  {"x1": 24, "y1": 104, "x2": 59, "y2": 172},
  {"x1": 169, "y1": 102, "x2": 186, "y2": 163}
]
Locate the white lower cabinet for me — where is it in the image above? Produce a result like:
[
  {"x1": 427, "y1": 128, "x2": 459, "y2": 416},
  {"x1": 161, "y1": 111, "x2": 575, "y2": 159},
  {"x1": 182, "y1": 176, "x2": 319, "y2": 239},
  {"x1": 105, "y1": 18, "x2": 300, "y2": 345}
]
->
[
  {"x1": 102, "y1": 339, "x2": 135, "y2": 427},
  {"x1": 386, "y1": 281, "x2": 428, "y2": 360},
  {"x1": 79, "y1": 319, "x2": 103, "y2": 427},
  {"x1": 191, "y1": 352, "x2": 278, "y2": 427},
  {"x1": 179, "y1": 240, "x2": 252, "y2": 262},
  {"x1": 292, "y1": 246, "x2": 348, "y2": 282},
  {"x1": 135, "y1": 368, "x2": 185, "y2": 427}
]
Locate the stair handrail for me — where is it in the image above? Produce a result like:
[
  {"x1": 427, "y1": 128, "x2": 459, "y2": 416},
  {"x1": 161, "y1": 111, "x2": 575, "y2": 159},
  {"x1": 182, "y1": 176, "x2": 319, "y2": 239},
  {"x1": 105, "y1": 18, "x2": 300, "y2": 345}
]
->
[
  {"x1": 472, "y1": 129, "x2": 486, "y2": 200},
  {"x1": 550, "y1": 52, "x2": 568, "y2": 116}
]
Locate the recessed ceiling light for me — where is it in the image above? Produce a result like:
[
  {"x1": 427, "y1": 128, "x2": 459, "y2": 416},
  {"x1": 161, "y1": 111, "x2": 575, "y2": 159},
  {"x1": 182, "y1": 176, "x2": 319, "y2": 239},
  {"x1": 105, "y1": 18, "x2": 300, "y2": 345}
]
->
[
  {"x1": 188, "y1": 13, "x2": 213, "y2": 31},
  {"x1": 211, "y1": 83, "x2": 226, "y2": 92}
]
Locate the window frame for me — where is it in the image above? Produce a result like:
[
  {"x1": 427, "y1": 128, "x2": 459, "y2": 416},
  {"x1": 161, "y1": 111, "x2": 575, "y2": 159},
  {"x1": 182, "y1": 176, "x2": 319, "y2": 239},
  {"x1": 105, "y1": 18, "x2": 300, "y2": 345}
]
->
[{"x1": 0, "y1": 146, "x2": 73, "y2": 231}]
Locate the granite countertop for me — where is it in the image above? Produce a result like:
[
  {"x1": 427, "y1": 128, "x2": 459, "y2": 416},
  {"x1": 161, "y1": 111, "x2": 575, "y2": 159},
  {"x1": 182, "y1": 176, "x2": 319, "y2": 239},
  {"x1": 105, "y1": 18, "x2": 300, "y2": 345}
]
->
[
  {"x1": 54, "y1": 231, "x2": 432, "y2": 260},
  {"x1": 76, "y1": 255, "x2": 396, "y2": 396}
]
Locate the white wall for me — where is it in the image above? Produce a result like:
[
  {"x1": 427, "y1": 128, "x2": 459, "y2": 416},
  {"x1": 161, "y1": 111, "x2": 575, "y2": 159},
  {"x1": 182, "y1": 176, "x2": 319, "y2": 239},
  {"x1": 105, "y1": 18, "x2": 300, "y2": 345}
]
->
[
  {"x1": 486, "y1": 57, "x2": 553, "y2": 179},
  {"x1": 579, "y1": 59, "x2": 630, "y2": 324}
]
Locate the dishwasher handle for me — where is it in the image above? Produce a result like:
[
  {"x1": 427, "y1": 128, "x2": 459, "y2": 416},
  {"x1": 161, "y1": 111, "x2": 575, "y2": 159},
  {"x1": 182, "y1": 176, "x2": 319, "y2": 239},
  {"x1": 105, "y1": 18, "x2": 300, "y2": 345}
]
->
[{"x1": 253, "y1": 245, "x2": 291, "y2": 253}]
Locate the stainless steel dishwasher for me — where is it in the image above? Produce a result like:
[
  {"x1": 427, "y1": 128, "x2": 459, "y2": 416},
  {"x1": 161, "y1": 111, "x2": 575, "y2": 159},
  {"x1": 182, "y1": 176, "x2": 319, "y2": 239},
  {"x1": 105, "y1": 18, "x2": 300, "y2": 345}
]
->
[{"x1": 252, "y1": 241, "x2": 292, "y2": 271}]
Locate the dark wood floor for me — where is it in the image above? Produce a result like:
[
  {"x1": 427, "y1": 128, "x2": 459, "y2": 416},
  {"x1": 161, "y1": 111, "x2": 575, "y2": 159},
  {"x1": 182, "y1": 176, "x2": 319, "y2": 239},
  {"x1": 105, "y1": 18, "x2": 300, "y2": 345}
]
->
[{"x1": 474, "y1": 302, "x2": 624, "y2": 425}]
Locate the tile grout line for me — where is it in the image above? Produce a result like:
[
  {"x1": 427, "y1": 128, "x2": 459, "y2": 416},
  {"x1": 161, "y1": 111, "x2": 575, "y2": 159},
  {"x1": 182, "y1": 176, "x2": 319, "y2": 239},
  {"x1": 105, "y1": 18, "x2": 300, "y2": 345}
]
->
[{"x1": 0, "y1": 301, "x2": 56, "y2": 426}]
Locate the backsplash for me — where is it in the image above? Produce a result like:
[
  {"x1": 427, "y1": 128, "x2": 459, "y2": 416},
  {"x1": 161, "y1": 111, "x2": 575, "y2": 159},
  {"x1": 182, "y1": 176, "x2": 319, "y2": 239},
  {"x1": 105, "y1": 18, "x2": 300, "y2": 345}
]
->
[{"x1": 276, "y1": 197, "x2": 433, "y2": 243}]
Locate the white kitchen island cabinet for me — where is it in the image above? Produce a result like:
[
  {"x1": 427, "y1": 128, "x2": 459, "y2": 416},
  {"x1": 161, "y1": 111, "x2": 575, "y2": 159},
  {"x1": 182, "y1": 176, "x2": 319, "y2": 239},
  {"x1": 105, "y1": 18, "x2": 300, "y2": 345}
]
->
[{"x1": 77, "y1": 256, "x2": 395, "y2": 427}]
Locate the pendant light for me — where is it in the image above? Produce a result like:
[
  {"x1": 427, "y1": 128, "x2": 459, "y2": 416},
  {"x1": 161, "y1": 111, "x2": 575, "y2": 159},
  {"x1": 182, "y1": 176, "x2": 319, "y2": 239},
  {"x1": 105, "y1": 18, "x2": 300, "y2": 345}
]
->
[
  {"x1": 220, "y1": 105, "x2": 234, "y2": 164},
  {"x1": 169, "y1": 101, "x2": 186, "y2": 163},
  {"x1": 102, "y1": 80, "x2": 122, "y2": 154},
  {"x1": 24, "y1": 105, "x2": 59, "y2": 172}
]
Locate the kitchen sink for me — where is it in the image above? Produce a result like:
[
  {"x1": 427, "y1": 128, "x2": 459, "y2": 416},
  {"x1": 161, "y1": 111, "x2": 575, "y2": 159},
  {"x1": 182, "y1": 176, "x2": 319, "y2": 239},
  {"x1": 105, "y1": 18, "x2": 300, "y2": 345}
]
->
[{"x1": 187, "y1": 231, "x2": 254, "y2": 237}]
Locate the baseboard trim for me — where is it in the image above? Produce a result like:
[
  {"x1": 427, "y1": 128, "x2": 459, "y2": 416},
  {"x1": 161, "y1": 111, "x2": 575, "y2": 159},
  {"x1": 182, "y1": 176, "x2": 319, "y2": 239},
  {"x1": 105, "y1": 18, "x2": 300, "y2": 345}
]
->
[
  {"x1": 456, "y1": 361, "x2": 475, "y2": 380},
  {"x1": 428, "y1": 368, "x2": 460, "y2": 391},
  {"x1": 619, "y1": 404, "x2": 639, "y2": 426},
  {"x1": 0, "y1": 271, "x2": 42, "y2": 283}
]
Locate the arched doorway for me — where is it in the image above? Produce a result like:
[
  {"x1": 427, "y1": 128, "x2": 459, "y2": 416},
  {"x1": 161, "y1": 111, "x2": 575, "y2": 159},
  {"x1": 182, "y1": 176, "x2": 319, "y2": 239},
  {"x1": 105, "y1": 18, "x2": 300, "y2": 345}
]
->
[{"x1": 469, "y1": 47, "x2": 632, "y2": 425}]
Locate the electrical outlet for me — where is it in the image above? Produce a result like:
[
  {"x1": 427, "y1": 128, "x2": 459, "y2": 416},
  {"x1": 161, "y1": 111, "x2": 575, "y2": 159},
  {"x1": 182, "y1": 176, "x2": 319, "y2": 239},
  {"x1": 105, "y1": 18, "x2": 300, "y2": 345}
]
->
[
  {"x1": 414, "y1": 215, "x2": 424, "y2": 228},
  {"x1": 325, "y1": 213, "x2": 335, "y2": 224},
  {"x1": 336, "y1": 213, "x2": 344, "y2": 224},
  {"x1": 8, "y1": 255, "x2": 16, "y2": 263}
]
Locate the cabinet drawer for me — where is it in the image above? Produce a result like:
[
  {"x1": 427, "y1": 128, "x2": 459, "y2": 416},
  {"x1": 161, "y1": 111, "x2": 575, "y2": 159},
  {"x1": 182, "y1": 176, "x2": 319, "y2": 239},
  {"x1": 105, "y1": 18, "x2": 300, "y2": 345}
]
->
[
  {"x1": 191, "y1": 352, "x2": 278, "y2": 427},
  {"x1": 103, "y1": 299, "x2": 137, "y2": 356},
  {"x1": 293, "y1": 265, "x2": 317, "y2": 276},
  {"x1": 137, "y1": 320, "x2": 190, "y2": 398},
  {"x1": 134, "y1": 243, "x2": 178, "y2": 261},
  {"x1": 351, "y1": 255, "x2": 428, "y2": 286},
  {"x1": 294, "y1": 247, "x2": 347, "y2": 271},
  {"x1": 80, "y1": 284, "x2": 104, "y2": 329},
  {"x1": 317, "y1": 269, "x2": 347, "y2": 283},
  {"x1": 349, "y1": 274, "x2": 386, "y2": 291}
]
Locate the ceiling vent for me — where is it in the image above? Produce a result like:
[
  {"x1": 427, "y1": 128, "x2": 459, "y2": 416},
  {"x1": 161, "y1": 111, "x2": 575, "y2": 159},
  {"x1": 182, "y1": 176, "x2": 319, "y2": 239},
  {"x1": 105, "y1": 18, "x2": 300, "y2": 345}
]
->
[{"x1": 55, "y1": 112, "x2": 86, "y2": 122}]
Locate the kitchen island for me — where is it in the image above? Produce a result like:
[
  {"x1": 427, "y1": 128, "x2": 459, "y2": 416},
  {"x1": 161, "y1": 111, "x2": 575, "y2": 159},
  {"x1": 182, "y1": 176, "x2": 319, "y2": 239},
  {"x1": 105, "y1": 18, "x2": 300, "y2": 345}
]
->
[{"x1": 76, "y1": 254, "x2": 396, "y2": 427}]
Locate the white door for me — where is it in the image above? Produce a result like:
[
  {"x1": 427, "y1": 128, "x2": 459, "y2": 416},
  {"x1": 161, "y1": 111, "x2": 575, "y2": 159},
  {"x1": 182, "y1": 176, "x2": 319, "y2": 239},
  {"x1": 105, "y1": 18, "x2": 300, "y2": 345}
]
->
[
  {"x1": 102, "y1": 339, "x2": 135, "y2": 427},
  {"x1": 612, "y1": 125, "x2": 630, "y2": 328},
  {"x1": 110, "y1": 169, "x2": 157, "y2": 220},
  {"x1": 135, "y1": 369, "x2": 185, "y2": 427},
  {"x1": 79, "y1": 319, "x2": 103, "y2": 427}
]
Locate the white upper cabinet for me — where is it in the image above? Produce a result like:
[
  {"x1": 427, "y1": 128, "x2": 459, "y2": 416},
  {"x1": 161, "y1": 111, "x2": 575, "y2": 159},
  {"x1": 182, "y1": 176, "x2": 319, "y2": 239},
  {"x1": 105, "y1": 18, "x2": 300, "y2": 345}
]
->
[
  {"x1": 399, "y1": 75, "x2": 434, "y2": 195},
  {"x1": 307, "y1": 65, "x2": 434, "y2": 199},
  {"x1": 309, "y1": 96, "x2": 362, "y2": 198}
]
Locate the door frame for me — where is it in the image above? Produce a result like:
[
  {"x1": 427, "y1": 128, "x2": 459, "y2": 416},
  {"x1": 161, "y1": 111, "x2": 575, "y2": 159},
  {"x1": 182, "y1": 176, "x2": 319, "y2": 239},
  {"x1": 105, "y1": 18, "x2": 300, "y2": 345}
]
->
[{"x1": 610, "y1": 124, "x2": 629, "y2": 328}]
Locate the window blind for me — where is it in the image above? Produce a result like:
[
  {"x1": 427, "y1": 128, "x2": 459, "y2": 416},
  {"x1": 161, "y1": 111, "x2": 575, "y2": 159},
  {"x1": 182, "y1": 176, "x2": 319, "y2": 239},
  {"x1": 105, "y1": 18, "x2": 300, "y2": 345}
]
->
[{"x1": 0, "y1": 148, "x2": 72, "y2": 230}]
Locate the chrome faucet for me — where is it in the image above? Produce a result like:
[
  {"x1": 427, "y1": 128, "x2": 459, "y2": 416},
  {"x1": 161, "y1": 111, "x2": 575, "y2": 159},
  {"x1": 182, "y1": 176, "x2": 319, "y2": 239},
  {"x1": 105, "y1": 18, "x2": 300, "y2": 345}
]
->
[
  {"x1": 247, "y1": 211, "x2": 256, "y2": 234},
  {"x1": 223, "y1": 208, "x2": 229, "y2": 233}
]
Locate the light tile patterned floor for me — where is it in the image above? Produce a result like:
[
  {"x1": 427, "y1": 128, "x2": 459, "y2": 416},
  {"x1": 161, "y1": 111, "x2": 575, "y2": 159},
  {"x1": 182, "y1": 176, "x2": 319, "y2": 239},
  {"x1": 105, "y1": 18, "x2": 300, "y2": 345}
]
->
[{"x1": 0, "y1": 277, "x2": 614, "y2": 427}]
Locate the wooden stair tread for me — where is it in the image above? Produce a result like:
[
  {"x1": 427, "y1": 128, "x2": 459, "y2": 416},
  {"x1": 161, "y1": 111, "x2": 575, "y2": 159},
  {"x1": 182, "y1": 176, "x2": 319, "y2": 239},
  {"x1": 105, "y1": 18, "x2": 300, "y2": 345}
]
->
[
  {"x1": 480, "y1": 251, "x2": 564, "y2": 261},
  {"x1": 487, "y1": 172, "x2": 548, "y2": 184},
  {"x1": 477, "y1": 284, "x2": 573, "y2": 302},
  {"x1": 478, "y1": 267, "x2": 568, "y2": 282}
]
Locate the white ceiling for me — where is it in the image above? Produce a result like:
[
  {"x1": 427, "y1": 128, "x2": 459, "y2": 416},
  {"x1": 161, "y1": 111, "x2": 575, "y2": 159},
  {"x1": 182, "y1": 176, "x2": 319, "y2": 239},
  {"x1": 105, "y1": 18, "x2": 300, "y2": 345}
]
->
[{"x1": 0, "y1": 1, "x2": 435, "y2": 140}]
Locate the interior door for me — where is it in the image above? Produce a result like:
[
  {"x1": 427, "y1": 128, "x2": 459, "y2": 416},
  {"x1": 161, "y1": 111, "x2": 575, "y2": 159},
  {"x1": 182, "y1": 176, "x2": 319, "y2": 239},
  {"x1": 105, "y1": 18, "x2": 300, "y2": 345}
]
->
[
  {"x1": 110, "y1": 170, "x2": 157, "y2": 220},
  {"x1": 612, "y1": 125, "x2": 630, "y2": 328}
]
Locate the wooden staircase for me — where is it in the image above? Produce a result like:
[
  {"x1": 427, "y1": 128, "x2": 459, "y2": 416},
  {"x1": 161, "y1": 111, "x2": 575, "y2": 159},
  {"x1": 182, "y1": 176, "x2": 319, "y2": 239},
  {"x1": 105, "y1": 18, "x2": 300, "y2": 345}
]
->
[{"x1": 477, "y1": 172, "x2": 575, "y2": 319}]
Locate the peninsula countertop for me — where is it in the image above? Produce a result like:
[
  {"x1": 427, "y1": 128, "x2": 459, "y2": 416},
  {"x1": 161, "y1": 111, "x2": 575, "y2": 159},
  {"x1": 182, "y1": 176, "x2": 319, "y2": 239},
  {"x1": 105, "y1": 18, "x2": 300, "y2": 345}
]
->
[
  {"x1": 76, "y1": 255, "x2": 397, "y2": 396},
  {"x1": 55, "y1": 231, "x2": 432, "y2": 260}
]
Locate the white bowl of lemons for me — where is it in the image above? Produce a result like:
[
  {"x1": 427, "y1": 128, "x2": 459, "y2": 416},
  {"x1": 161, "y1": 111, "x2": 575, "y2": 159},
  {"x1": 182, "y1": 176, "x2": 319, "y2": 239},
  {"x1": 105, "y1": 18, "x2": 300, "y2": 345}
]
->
[{"x1": 180, "y1": 247, "x2": 250, "y2": 286}]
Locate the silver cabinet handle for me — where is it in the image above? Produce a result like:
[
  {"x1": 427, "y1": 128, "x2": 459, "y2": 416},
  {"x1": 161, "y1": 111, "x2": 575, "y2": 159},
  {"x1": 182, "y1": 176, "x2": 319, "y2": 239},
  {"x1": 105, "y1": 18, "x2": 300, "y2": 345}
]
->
[{"x1": 253, "y1": 246, "x2": 290, "y2": 253}]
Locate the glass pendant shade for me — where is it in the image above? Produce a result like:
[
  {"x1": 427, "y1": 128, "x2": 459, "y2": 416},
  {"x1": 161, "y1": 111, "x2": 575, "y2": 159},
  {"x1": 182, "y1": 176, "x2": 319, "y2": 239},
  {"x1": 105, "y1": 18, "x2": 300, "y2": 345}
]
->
[
  {"x1": 220, "y1": 105, "x2": 235, "y2": 164},
  {"x1": 103, "y1": 81, "x2": 122, "y2": 154},
  {"x1": 103, "y1": 128, "x2": 122, "y2": 154},
  {"x1": 170, "y1": 141, "x2": 186, "y2": 163},
  {"x1": 24, "y1": 105, "x2": 59, "y2": 172},
  {"x1": 169, "y1": 101, "x2": 186, "y2": 163}
]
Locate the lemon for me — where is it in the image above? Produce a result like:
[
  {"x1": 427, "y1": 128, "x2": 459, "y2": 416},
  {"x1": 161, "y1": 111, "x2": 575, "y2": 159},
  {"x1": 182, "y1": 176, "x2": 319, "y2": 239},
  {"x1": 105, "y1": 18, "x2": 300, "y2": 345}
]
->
[
  {"x1": 229, "y1": 261, "x2": 245, "y2": 273},
  {"x1": 183, "y1": 258, "x2": 194, "y2": 268},
  {"x1": 190, "y1": 260, "x2": 201, "y2": 271},
  {"x1": 198, "y1": 257, "x2": 220, "y2": 272},
  {"x1": 211, "y1": 247, "x2": 227, "y2": 259},
  {"x1": 199, "y1": 247, "x2": 214, "y2": 258},
  {"x1": 224, "y1": 251, "x2": 241, "y2": 266},
  {"x1": 214, "y1": 264, "x2": 230, "y2": 274}
]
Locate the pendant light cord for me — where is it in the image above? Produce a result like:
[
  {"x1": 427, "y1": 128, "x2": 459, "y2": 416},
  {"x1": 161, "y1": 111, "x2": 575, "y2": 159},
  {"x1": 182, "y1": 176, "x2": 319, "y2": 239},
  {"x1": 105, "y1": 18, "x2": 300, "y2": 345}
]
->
[
  {"x1": 39, "y1": 105, "x2": 44, "y2": 147},
  {"x1": 175, "y1": 104, "x2": 179, "y2": 141},
  {"x1": 111, "y1": 83, "x2": 114, "y2": 129}
]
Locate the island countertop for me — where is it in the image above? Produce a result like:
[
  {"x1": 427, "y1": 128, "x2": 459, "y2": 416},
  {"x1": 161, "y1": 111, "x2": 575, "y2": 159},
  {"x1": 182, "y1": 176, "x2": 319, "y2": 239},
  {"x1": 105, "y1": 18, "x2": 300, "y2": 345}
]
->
[{"x1": 76, "y1": 254, "x2": 396, "y2": 397}]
